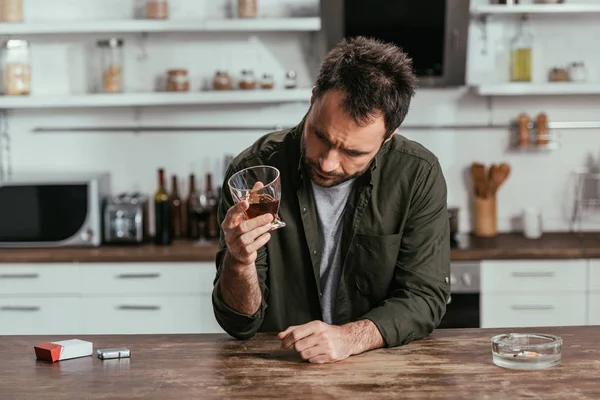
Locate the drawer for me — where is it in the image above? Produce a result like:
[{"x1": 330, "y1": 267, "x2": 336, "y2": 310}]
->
[
  {"x1": 0, "y1": 297, "x2": 81, "y2": 335},
  {"x1": 481, "y1": 293, "x2": 586, "y2": 328},
  {"x1": 81, "y1": 294, "x2": 223, "y2": 334},
  {"x1": 481, "y1": 260, "x2": 587, "y2": 294},
  {"x1": 589, "y1": 260, "x2": 600, "y2": 291},
  {"x1": 80, "y1": 262, "x2": 216, "y2": 295},
  {"x1": 0, "y1": 264, "x2": 79, "y2": 295},
  {"x1": 590, "y1": 294, "x2": 600, "y2": 325}
]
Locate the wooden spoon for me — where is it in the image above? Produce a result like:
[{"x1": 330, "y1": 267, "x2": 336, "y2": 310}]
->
[
  {"x1": 470, "y1": 162, "x2": 488, "y2": 198},
  {"x1": 496, "y1": 163, "x2": 511, "y2": 190},
  {"x1": 488, "y1": 164, "x2": 499, "y2": 196}
]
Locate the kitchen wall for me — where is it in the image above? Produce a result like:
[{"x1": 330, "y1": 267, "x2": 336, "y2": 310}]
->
[{"x1": 5, "y1": 0, "x2": 600, "y2": 234}]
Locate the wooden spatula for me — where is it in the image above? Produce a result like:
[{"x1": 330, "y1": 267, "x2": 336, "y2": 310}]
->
[{"x1": 471, "y1": 162, "x2": 487, "y2": 198}]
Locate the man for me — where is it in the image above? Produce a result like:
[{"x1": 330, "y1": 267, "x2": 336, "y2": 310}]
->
[{"x1": 212, "y1": 36, "x2": 450, "y2": 364}]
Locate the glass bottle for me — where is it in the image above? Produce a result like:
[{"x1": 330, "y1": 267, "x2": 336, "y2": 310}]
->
[
  {"x1": 510, "y1": 16, "x2": 533, "y2": 82},
  {"x1": 1, "y1": 39, "x2": 31, "y2": 96},
  {"x1": 186, "y1": 173, "x2": 201, "y2": 240},
  {"x1": 169, "y1": 175, "x2": 183, "y2": 239},
  {"x1": 154, "y1": 168, "x2": 172, "y2": 245},
  {"x1": 97, "y1": 38, "x2": 124, "y2": 93}
]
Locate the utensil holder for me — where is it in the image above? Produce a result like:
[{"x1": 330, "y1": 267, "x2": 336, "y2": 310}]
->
[{"x1": 475, "y1": 196, "x2": 497, "y2": 237}]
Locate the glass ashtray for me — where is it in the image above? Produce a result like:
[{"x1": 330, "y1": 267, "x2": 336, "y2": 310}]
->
[{"x1": 491, "y1": 333, "x2": 563, "y2": 370}]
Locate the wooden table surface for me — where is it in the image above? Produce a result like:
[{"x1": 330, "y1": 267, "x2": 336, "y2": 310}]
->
[
  {"x1": 2, "y1": 232, "x2": 600, "y2": 264},
  {"x1": 1, "y1": 326, "x2": 599, "y2": 399}
]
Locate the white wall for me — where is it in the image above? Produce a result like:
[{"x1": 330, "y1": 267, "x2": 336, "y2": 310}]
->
[{"x1": 5, "y1": 0, "x2": 600, "y2": 234}]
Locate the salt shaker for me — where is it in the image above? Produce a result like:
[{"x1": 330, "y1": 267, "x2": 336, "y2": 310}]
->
[
  {"x1": 523, "y1": 207, "x2": 542, "y2": 239},
  {"x1": 568, "y1": 62, "x2": 587, "y2": 82}
]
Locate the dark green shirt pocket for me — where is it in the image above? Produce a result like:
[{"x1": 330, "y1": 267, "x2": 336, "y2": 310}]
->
[{"x1": 349, "y1": 233, "x2": 402, "y2": 304}]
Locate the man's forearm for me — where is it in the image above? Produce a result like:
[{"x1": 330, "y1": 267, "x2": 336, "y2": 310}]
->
[
  {"x1": 341, "y1": 319, "x2": 385, "y2": 355},
  {"x1": 218, "y1": 250, "x2": 262, "y2": 316}
]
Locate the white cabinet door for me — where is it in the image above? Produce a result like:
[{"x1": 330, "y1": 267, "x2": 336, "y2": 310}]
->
[
  {"x1": 589, "y1": 260, "x2": 600, "y2": 292},
  {"x1": 0, "y1": 264, "x2": 79, "y2": 295},
  {"x1": 590, "y1": 294, "x2": 600, "y2": 325},
  {"x1": 81, "y1": 294, "x2": 223, "y2": 334},
  {"x1": 481, "y1": 293, "x2": 586, "y2": 328},
  {"x1": 482, "y1": 260, "x2": 587, "y2": 294},
  {"x1": 79, "y1": 262, "x2": 216, "y2": 295},
  {"x1": 0, "y1": 297, "x2": 81, "y2": 335}
]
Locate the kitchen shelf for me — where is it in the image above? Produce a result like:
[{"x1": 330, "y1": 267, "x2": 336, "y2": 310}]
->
[
  {"x1": 472, "y1": 4, "x2": 600, "y2": 16},
  {"x1": 0, "y1": 89, "x2": 312, "y2": 109},
  {"x1": 475, "y1": 83, "x2": 600, "y2": 96},
  {"x1": 0, "y1": 17, "x2": 321, "y2": 35}
]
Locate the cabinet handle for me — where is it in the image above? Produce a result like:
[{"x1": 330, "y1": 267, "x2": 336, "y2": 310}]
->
[
  {"x1": 511, "y1": 271, "x2": 555, "y2": 278},
  {"x1": 116, "y1": 273, "x2": 160, "y2": 279},
  {"x1": 511, "y1": 305, "x2": 555, "y2": 310},
  {"x1": 117, "y1": 305, "x2": 161, "y2": 311},
  {"x1": 1, "y1": 306, "x2": 41, "y2": 311},
  {"x1": 0, "y1": 273, "x2": 39, "y2": 279}
]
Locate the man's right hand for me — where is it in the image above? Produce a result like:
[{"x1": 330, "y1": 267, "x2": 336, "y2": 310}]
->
[{"x1": 221, "y1": 200, "x2": 274, "y2": 267}]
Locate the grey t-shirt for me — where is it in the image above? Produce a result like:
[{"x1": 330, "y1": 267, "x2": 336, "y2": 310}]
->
[{"x1": 311, "y1": 178, "x2": 356, "y2": 324}]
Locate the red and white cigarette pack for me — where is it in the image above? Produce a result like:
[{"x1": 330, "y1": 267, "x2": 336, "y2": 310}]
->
[{"x1": 34, "y1": 339, "x2": 93, "y2": 363}]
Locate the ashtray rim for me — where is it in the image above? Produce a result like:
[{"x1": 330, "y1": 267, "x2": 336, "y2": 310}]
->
[{"x1": 491, "y1": 333, "x2": 563, "y2": 350}]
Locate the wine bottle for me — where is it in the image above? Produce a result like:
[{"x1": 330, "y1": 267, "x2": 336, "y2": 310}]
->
[
  {"x1": 186, "y1": 173, "x2": 200, "y2": 240},
  {"x1": 205, "y1": 173, "x2": 219, "y2": 239},
  {"x1": 169, "y1": 175, "x2": 183, "y2": 239},
  {"x1": 154, "y1": 168, "x2": 172, "y2": 245}
]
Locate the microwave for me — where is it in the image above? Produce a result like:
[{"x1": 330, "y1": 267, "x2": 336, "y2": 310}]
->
[
  {"x1": 0, "y1": 172, "x2": 110, "y2": 248},
  {"x1": 320, "y1": 0, "x2": 470, "y2": 87}
]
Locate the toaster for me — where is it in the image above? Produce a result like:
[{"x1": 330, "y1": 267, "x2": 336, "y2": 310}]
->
[{"x1": 103, "y1": 192, "x2": 149, "y2": 244}]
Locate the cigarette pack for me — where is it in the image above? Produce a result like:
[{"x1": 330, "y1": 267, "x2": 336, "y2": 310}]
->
[{"x1": 34, "y1": 339, "x2": 93, "y2": 363}]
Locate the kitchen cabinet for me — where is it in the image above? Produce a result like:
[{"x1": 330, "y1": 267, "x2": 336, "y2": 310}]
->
[
  {"x1": 589, "y1": 260, "x2": 600, "y2": 325},
  {"x1": 0, "y1": 262, "x2": 223, "y2": 335},
  {"x1": 481, "y1": 260, "x2": 588, "y2": 328}
]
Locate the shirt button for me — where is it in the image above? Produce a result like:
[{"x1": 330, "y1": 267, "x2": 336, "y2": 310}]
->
[
  {"x1": 313, "y1": 250, "x2": 317, "y2": 255},
  {"x1": 319, "y1": 292, "x2": 323, "y2": 297},
  {"x1": 302, "y1": 207, "x2": 307, "y2": 213}
]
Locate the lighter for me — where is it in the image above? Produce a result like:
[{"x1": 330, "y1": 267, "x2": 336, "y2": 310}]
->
[{"x1": 97, "y1": 347, "x2": 131, "y2": 360}]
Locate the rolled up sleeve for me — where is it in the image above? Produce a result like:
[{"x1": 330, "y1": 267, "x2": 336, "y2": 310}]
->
[
  {"x1": 361, "y1": 161, "x2": 451, "y2": 347},
  {"x1": 211, "y1": 164, "x2": 270, "y2": 340}
]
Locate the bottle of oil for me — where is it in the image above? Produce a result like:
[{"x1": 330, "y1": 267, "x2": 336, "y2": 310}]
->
[{"x1": 510, "y1": 15, "x2": 533, "y2": 82}]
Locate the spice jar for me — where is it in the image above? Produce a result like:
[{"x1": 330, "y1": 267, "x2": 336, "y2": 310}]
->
[
  {"x1": 1, "y1": 39, "x2": 31, "y2": 96},
  {"x1": 239, "y1": 69, "x2": 256, "y2": 90},
  {"x1": 97, "y1": 38, "x2": 124, "y2": 93},
  {"x1": 548, "y1": 67, "x2": 568, "y2": 82},
  {"x1": 517, "y1": 113, "x2": 530, "y2": 148},
  {"x1": 237, "y1": 0, "x2": 258, "y2": 18},
  {"x1": 0, "y1": 0, "x2": 23, "y2": 22},
  {"x1": 568, "y1": 62, "x2": 587, "y2": 82},
  {"x1": 535, "y1": 112, "x2": 548, "y2": 147},
  {"x1": 212, "y1": 71, "x2": 233, "y2": 90},
  {"x1": 260, "y1": 73, "x2": 274, "y2": 89},
  {"x1": 146, "y1": 0, "x2": 169, "y2": 19},
  {"x1": 166, "y1": 69, "x2": 190, "y2": 92},
  {"x1": 284, "y1": 70, "x2": 297, "y2": 89}
]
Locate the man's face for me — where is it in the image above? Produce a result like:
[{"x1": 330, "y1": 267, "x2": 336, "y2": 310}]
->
[{"x1": 301, "y1": 89, "x2": 390, "y2": 188}]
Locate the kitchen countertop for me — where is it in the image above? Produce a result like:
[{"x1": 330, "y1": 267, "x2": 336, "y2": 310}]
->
[
  {"x1": 1, "y1": 326, "x2": 598, "y2": 399},
  {"x1": 1, "y1": 232, "x2": 600, "y2": 263}
]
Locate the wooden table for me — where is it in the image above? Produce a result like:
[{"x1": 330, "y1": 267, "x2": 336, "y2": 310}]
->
[{"x1": 1, "y1": 326, "x2": 599, "y2": 399}]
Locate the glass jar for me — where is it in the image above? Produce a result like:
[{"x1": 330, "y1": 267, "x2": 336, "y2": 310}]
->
[
  {"x1": 166, "y1": 69, "x2": 190, "y2": 92},
  {"x1": 146, "y1": 0, "x2": 169, "y2": 19},
  {"x1": 284, "y1": 70, "x2": 297, "y2": 89},
  {"x1": 212, "y1": 71, "x2": 233, "y2": 90},
  {"x1": 510, "y1": 16, "x2": 533, "y2": 82},
  {"x1": 237, "y1": 0, "x2": 258, "y2": 18},
  {"x1": 260, "y1": 73, "x2": 274, "y2": 89},
  {"x1": 1, "y1": 39, "x2": 31, "y2": 96},
  {"x1": 239, "y1": 69, "x2": 256, "y2": 90},
  {"x1": 97, "y1": 38, "x2": 124, "y2": 93},
  {"x1": 568, "y1": 62, "x2": 587, "y2": 82},
  {"x1": 0, "y1": 0, "x2": 23, "y2": 22}
]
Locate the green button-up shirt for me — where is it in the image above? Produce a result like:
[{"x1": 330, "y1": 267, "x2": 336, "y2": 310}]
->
[{"x1": 212, "y1": 119, "x2": 450, "y2": 348}]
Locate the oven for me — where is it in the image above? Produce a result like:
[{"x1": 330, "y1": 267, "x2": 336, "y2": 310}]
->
[{"x1": 438, "y1": 261, "x2": 481, "y2": 329}]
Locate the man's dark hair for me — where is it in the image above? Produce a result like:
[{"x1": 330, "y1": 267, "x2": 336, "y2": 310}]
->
[{"x1": 313, "y1": 36, "x2": 417, "y2": 139}]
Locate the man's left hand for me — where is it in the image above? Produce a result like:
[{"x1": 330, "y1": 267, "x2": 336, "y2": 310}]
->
[{"x1": 277, "y1": 320, "x2": 353, "y2": 364}]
